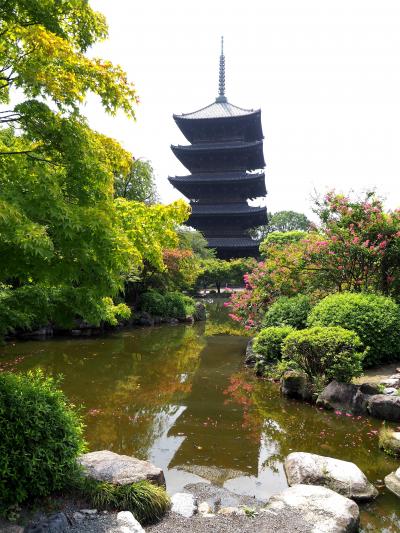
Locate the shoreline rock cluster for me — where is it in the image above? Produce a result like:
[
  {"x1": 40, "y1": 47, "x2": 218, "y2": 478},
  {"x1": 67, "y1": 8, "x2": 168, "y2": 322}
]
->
[{"x1": 49, "y1": 449, "x2": 387, "y2": 532}]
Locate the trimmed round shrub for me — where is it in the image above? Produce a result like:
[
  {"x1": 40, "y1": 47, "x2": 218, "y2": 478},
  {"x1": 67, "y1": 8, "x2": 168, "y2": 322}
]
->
[
  {"x1": 0, "y1": 370, "x2": 85, "y2": 513},
  {"x1": 262, "y1": 295, "x2": 312, "y2": 330},
  {"x1": 164, "y1": 292, "x2": 195, "y2": 319},
  {"x1": 282, "y1": 326, "x2": 364, "y2": 384},
  {"x1": 253, "y1": 326, "x2": 295, "y2": 368},
  {"x1": 307, "y1": 292, "x2": 400, "y2": 367},
  {"x1": 139, "y1": 291, "x2": 166, "y2": 316}
]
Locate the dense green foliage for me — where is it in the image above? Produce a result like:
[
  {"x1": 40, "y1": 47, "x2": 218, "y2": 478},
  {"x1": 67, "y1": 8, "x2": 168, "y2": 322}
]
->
[
  {"x1": 0, "y1": 370, "x2": 85, "y2": 513},
  {"x1": 164, "y1": 292, "x2": 195, "y2": 319},
  {"x1": 0, "y1": 0, "x2": 190, "y2": 337},
  {"x1": 282, "y1": 326, "x2": 364, "y2": 384},
  {"x1": 307, "y1": 293, "x2": 400, "y2": 367},
  {"x1": 197, "y1": 257, "x2": 257, "y2": 293},
  {"x1": 262, "y1": 295, "x2": 312, "y2": 329},
  {"x1": 139, "y1": 291, "x2": 195, "y2": 319},
  {"x1": 114, "y1": 159, "x2": 158, "y2": 204},
  {"x1": 250, "y1": 211, "x2": 310, "y2": 240},
  {"x1": 253, "y1": 326, "x2": 294, "y2": 373},
  {"x1": 79, "y1": 478, "x2": 170, "y2": 524},
  {"x1": 268, "y1": 211, "x2": 311, "y2": 233}
]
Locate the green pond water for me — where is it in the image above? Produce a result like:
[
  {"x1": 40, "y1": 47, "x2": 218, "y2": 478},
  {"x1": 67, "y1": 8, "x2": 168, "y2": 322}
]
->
[{"x1": 1, "y1": 301, "x2": 399, "y2": 531}]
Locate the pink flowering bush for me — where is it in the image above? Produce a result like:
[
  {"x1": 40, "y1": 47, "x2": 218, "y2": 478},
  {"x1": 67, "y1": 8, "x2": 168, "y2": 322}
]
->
[{"x1": 227, "y1": 191, "x2": 400, "y2": 328}]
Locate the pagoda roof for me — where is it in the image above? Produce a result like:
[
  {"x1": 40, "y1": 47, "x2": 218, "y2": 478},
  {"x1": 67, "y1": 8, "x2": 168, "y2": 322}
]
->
[
  {"x1": 174, "y1": 101, "x2": 259, "y2": 120},
  {"x1": 207, "y1": 237, "x2": 261, "y2": 249},
  {"x1": 169, "y1": 171, "x2": 265, "y2": 183},
  {"x1": 171, "y1": 140, "x2": 265, "y2": 173},
  {"x1": 190, "y1": 203, "x2": 266, "y2": 216}
]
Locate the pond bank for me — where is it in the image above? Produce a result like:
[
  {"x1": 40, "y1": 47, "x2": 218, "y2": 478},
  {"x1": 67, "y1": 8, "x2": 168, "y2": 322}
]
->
[{"x1": 1, "y1": 301, "x2": 399, "y2": 531}]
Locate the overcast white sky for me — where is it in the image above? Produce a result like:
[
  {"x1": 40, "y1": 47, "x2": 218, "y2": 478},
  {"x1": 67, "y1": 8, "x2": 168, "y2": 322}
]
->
[{"x1": 84, "y1": 0, "x2": 400, "y2": 217}]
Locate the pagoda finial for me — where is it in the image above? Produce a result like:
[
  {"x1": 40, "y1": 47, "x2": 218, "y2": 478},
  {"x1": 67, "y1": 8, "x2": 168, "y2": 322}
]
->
[{"x1": 216, "y1": 36, "x2": 227, "y2": 103}]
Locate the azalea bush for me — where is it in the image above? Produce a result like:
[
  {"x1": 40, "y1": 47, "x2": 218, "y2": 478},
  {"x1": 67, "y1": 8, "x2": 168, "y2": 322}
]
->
[
  {"x1": 307, "y1": 292, "x2": 400, "y2": 367},
  {"x1": 282, "y1": 326, "x2": 365, "y2": 384},
  {"x1": 139, "y1": 291, "x2": 195, "y2": 319}
]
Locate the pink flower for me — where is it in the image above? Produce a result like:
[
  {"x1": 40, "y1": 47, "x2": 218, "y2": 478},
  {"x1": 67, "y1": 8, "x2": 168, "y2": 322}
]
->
[{"x1": 335, "y1": 410, "x2": 342, "y2": 415}]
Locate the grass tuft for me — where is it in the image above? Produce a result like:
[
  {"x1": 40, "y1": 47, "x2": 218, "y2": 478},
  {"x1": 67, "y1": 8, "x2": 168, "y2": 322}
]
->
[
  {"x1": 378, "y1": 424, "x2": 400, "y2": 457},
  {"x1": 76, "y1": 477, "x2": 170, "y2": 524}
]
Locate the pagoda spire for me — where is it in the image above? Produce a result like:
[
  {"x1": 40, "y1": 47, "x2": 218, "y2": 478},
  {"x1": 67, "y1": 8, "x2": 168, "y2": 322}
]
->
[{"x1": 216, "y1": 36, "x2": 227, "y2": 103}]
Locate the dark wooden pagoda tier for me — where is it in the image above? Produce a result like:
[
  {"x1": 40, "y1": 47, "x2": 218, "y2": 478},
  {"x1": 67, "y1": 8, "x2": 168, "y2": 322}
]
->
[
  {"x1": 168, "y1": 38, "x2": 267, "y2": 259},
  {"x1": 169, "y1": 171, "x2": 266, "y2": 200}
]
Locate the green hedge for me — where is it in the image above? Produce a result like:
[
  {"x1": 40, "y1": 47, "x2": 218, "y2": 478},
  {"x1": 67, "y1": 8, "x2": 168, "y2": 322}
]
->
[
  {"x1": 0, "y1": 370, "x2": 85, "y2": 514},
  {"x1": 282, "y1": 326, "x2": 364, "y2": 384},
  {"x1": 139, "y1": 291, "x2": 195, "y2": 319},
  {"x1": 262, "y1": 295, "x2": 312, "y2": 330},
  {"x1": 307, "y1": 292, "x2": 400, "y2": 367},
  {"x1": 253, "y1": 326, "x2": 294, "y2": 374}
]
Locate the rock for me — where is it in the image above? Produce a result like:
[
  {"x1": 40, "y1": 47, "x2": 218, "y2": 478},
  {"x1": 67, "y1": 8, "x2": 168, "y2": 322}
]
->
[
  {"x1": 78, "y1": 450, "x2": 165, "y2": 486},
  {"x1": 139, "y1": 312, "x2": 154, "y2": 327},
  {"x1": 21, "y1": 326, "x2": 53, "y2": 339},
  {"x1": 385, "y1": 467, "x2": 400, "y2": 498},
  {"x1": 285, "y1": 452, "x2": 378, "y2": 501},
  {"x1": 383, "y1": 387, "x2": 398, "y2": 395},
  {"x1": 359, "y1": 382, "x2": 382, "y2": 396},
  {"x1": 316, "y1": 381, "x2": 369, "y2": 415},
  {"x1": 193, "y1": 302, "x2": 206, "y2": 321},
  {"x1": 244, "y1": 339, "x2": 257, "y2": 366},
  {"x1": 171, "y1": 492, "x2": 197, "y2": 518},
  {"x1": 265, "y1": 484, "x2": 359, "y2": 532},
  {"x1": 281, "y1": 371, "x2": 313, "y2": 402},
  {"x1": 217, "y1": 506, "x2": 245, "y2": 516},
  {"x1": 380, "y1": 377, "x2": 400, "y2": 388},
  {"x1": 72, "y1": 512, "x2": 84, "y2": 521},
  {"x1": 25, "y1": 513, "x2": 69, "y2": 533},
  {"x1": 80, "y1": 509, "x2": 97, "y2": 516},
  {"x1": 367, "y1": 395, "x2": 400, "y2": 421},
  {"x1": 198, "y1": 501, "x2": 212, "y2": 515},
  {"x1": 116, "y1": 511, "x2": 145, "y2": 532}
]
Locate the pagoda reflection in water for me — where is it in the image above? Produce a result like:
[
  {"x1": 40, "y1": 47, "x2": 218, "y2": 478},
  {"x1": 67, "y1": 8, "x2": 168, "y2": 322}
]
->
[{"x1": 169, "y1": 37, "x2": 267, "y2": 259}]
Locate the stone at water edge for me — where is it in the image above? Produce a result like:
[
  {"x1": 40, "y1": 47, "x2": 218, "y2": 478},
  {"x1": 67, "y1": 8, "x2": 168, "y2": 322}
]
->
[
  {"x1": 117, "y1": 511, "x2": 145, "y2": 533},
  {"x1": 385, "y1": 467, "x2": 400, "y2": 498},
  {"x1": 265, "y1": 484, "x2": 359, "y2": 533},
  {"x1": 367, "y1": 395, "x2": 400, "y2": 422},
  {"x1": 316, "y1": 380, "x2": 369, "y2": 416},
  {"x1": 285, "y1": 452, "x2": 378, "y2": 501},
  {"x1": 281, "y1": 370, "x2": 313, "y2": 402},
  {"x1": 244, "y1": 339, "x2": 257, "y2": 366},
  {"x1": 78, "y1": 450, "x2": 165, "y2": 486},
  {"x1": 171, "y1": 492, "x2": 197, "y2": 518}
]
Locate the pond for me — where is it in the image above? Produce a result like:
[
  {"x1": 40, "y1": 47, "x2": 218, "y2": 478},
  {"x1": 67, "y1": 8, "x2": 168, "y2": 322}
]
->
[{"x1": 0, "y1": 301, "x2": 399, "y2": 531}]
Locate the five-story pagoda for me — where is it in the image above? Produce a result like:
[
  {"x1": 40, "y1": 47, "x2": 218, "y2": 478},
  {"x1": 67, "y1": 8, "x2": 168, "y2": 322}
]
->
[{"x1": 169, "y1": 37, "x2": 267, "y2": 259}]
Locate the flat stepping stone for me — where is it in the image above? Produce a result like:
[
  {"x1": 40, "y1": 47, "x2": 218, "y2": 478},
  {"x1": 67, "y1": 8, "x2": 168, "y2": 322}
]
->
[
  {"x1": 78, "y1": 450, "x2": 165, "y2": 486},
  {"x1": 171, "y1": 492, "x2": 197, "y2": 518},
  {"x1": 265, "y1": 484, "x2": 359, "y2": 532},
  {"x1": 285, "y1": 452, "x2": 378, "y2": 501}
]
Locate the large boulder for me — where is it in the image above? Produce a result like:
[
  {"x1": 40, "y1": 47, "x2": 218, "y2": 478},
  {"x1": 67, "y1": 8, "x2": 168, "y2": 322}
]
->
[
  {"x1": 281, "y1": 371, "x2": 313, "y2": 402},
  {"x1": 316, "y1": 381, "x2": 369, "y2": 415},
  {"x1": 78, "y1": 450, "x2": 165, "y2": 486},
  {"x1": 265, "y1": 484, "x2": 359, "y2": 532},
  {"x1": 385, "y1": 467, "x2": 400, "y2": 498},
  {"x1": 367, "y1": 395, "x2": 400, "y2": 421},
  {"x1": 285, "y1": 452, "x2": 378, "y2": 501}
]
